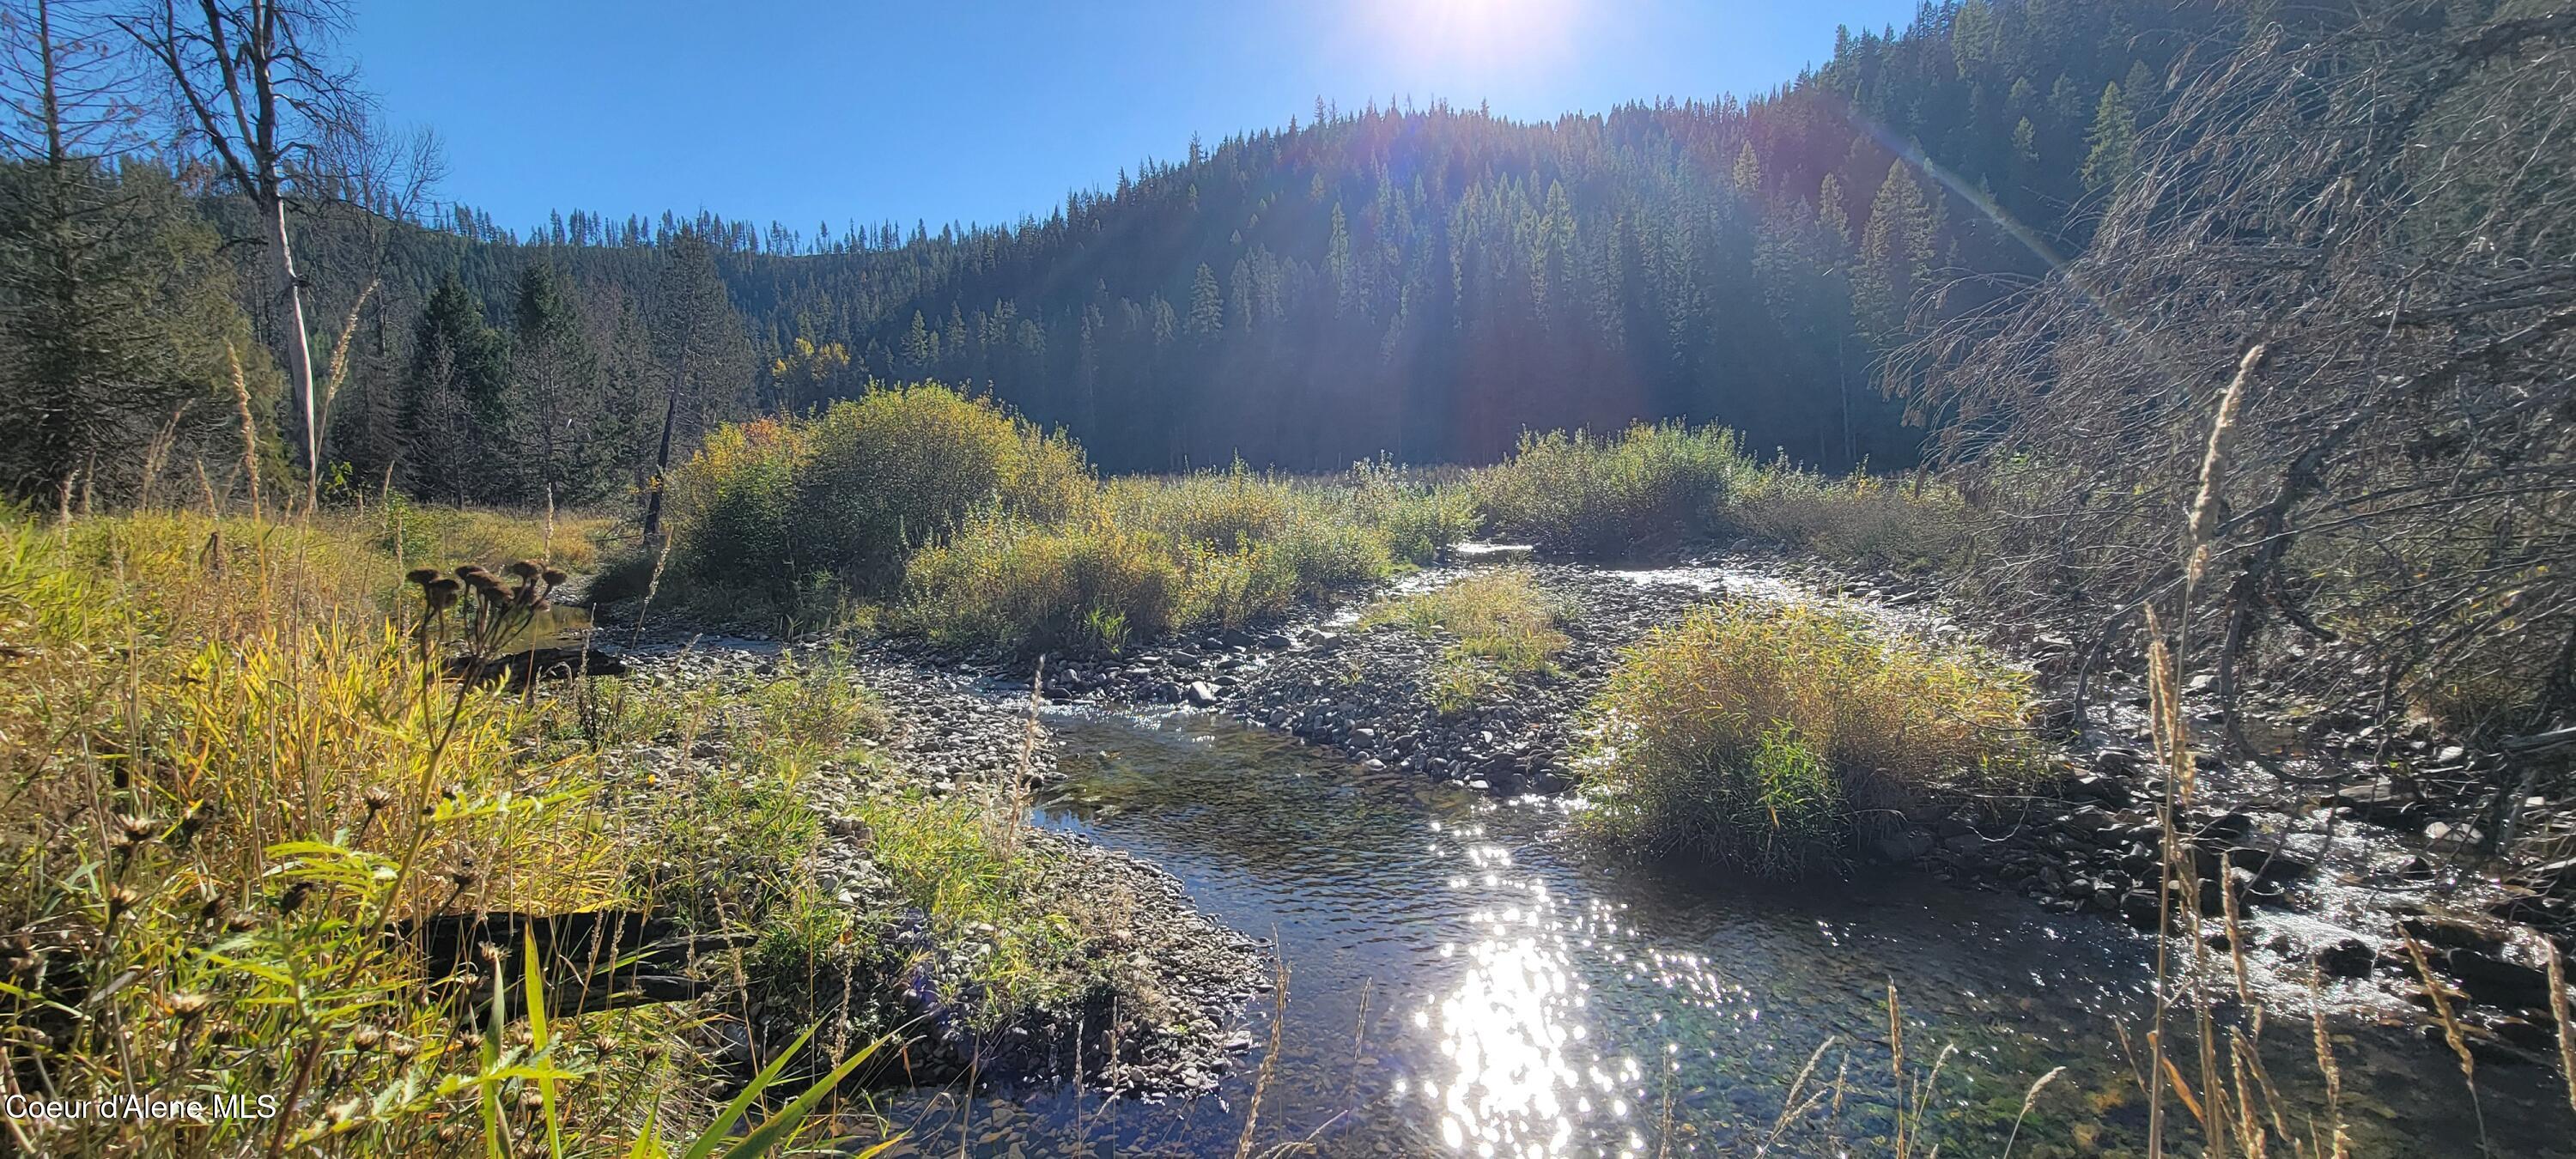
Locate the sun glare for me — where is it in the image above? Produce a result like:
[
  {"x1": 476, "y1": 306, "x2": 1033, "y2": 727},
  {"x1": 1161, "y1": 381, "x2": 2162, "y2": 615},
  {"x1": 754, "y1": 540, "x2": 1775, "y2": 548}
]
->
[{"x1": 1367, "y1": 0, "x2": 1581, "y2": 79}]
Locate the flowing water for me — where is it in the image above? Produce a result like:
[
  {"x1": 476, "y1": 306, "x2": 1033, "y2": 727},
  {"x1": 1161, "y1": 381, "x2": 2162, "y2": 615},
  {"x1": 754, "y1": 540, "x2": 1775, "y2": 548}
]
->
[{"x1": 875, "y1": 710, "x2": 2570, "y2": 1157}]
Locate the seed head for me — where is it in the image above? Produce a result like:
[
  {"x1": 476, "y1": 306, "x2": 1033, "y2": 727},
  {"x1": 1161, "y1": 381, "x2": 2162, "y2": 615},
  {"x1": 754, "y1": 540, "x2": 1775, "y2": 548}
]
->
[
  {"x1": 166, "y1": 991, "x2": 210, "y2": 1019},
  {"x1": 507, "y1": 560, "x2": 542, "y2": 580},
  {"x1": 116, "y1": 814, "x2": 156, "y2": 842},
  {"x1": 540, "y1": 568, "x2": 568, "y2": 587},
  {"x1": 388, "y1": 1036, "x2": 419, "y2": 1060},
  {"x1": 225, "y1": 908, "x2": 261, "y2": 932},
  {"x1": 455, "y1": 564, "x2": 489, "y2": 580},
  {"x1": 277, "y1": 880, "x2": 311, "y2": 913},
  {"x1": 349, "y1": 1024, "x2": 384, "y2": 1051},
  {"x1": 361, "y1": 786, "x2": 393, "y2": 813},
  {"x1": 106, "y1": 885, "x2": 142, "y2": 917},
  {"x1": 424, "y1": 578, "x2": 462, "y2": 610},
  {"x1": 404, "y1": 567, "x2": 440, "y2": 587}
]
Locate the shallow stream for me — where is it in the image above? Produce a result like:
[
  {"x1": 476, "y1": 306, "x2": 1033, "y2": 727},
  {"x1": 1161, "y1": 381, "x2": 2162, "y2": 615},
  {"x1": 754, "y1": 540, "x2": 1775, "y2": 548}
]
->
[{"x1": 872, "y1": 711, "x2": 2567, "y2": 1156}]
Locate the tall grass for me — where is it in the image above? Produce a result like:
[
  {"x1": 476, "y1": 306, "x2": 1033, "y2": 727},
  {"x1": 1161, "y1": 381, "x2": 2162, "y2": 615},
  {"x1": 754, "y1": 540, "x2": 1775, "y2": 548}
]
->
[
  {"x1": 1573, "y1": 601, "x2": 2043, "y2": 876},
  {"x1": 664, "y1": 391, "x2": 1469, "y2": 648},
  {"x1": 0, "y1": 507, "x2": 905, "y2": 1156},
  {"x1": 902, "y1": 461, "x2": 1469, "y2": 656},
  {"x1": 1469, "y1": 422, "x2": 1752, "y2": 557},
  {"x1": 1468, "y1": 422, "x2": 1983, "y2": 570}
]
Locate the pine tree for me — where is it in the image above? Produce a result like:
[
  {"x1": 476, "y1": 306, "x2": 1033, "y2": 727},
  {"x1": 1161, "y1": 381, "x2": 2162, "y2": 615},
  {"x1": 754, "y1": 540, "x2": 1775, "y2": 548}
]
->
[
  {"x1": 2080, "y1": 81, "x2": 2137, "y2": 192},
  {"x1": 401, "y1": 276, "x2": 507, "y2": 499},
  {"x1": 1184, "y1": 263, "x2": 1223, "y2": 339},
  {"x1": 501, "y1": 262, "x2": 608, "y2": 503},
  {"x1": 1853, "y1": 160, "x2": 1939, "y2": 345}
]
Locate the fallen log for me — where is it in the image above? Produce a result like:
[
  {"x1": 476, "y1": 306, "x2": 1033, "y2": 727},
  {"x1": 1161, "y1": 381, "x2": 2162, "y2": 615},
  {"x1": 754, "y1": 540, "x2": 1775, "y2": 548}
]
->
[{"x1": 443, "y1": 646, "x2": 630, "y2": 689}]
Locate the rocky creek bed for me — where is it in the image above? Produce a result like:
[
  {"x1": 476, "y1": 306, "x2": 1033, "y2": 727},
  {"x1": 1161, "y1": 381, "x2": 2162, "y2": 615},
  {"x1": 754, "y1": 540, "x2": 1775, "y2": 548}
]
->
[
  {"x1": 594, "y1": 544, "x2": 2574, "y2": 1110},
  {"x1": 594, "y1": 634, "x2": 1267, "y2": 1097},
  {"x1": 920, "y1": 548, "x2": 2576, "y2": 1067}
]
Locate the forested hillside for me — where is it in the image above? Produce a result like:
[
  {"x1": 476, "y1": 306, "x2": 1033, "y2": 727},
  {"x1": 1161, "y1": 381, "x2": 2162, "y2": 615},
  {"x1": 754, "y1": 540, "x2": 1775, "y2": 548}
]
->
[{"x1": 155, "y1": 0, "x2": 2247, "y2": 511}]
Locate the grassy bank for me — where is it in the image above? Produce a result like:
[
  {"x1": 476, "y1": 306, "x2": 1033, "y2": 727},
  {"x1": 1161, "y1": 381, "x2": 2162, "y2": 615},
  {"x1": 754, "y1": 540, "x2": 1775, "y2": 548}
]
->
[
  {"x1": 1574, "y1": 601, "x2": 2044, "y2": 877},
  {"x1": 663, "y1": 385, "x2": 1475, "y2": 652},
  {"x1": 0, "y1": 507, "x2": 1141, "y2": 1156},
  {"x1": 1470, "y1": 422, "x2": 1986, "y2": 572}
]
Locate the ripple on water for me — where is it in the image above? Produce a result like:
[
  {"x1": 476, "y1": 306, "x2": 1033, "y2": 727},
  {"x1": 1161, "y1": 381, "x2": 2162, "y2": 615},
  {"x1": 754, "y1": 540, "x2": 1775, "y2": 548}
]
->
[{"x1": 866, "y1": 711, "x2": 2570, "y2": 1158}]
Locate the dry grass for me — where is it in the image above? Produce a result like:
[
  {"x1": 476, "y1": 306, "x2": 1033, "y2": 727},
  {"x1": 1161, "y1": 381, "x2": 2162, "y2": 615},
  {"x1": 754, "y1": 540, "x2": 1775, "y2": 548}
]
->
[
  {"x1": 902, "y1": 462, "x2": 1465, "y2": 657},
  {"x1": 1575, "y1": 600, "x2": 2043, "y2": 875},
  {"x1": 0, "y1": 507, "x2": 890, "y2": 1156}
]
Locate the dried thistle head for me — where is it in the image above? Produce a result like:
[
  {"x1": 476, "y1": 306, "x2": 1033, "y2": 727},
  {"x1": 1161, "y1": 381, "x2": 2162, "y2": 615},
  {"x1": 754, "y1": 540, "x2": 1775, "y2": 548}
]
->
[
  {"x1": 350, "y1": 1024, "x2": 384, "y2": 1051},
  {"x1": 165, "y1": 991, "x2": 210, "y2": 1020},
  {"x1": 105, "y1": 885, "x2": 142, "y2": 917},
  {"x1": 115, "y1": 814, "x2": 155, "y2": 842},
  {"x1": 361, "y1": 786, "x2": 393, "y2": 814}
]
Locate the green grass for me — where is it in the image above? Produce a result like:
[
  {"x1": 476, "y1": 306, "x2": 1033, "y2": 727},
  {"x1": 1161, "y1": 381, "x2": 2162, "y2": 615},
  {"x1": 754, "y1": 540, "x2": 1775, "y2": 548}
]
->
[
  {"x1": 844, "y1": 792, "x2": 1095, "y2": 1033},
  {"x1": 1360, "y1": 568, "x2": 1571, "y2": 713},
  {"x1": 0, "y1": 506, "x2": 1129, "y2": 1155},
  {"x1": 660, "y1": 382, "x2": 1089, "y2": 610},
  {"x1": 663, "y1": 391, "x2": 1473, "y2": 650},
  {"x1": 1729, "y1": 466, "x2": 1990, "y2": 574},
  {"x1": 1468, "y1": 422, "x2": 1983, "y2": 573},
  {"x1": 1575, "y1": 601, "x2": 2045, "y2": 877},
  {"x1": 1470, "y1": 422, "x2": 1753, "y2": 556},
  {"x1": 902, "y1": 460, "x2": 1472, "y2": 657}
]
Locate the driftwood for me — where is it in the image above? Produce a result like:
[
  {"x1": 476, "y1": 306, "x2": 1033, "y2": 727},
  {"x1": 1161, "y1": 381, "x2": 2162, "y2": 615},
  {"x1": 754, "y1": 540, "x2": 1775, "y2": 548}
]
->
[
  {"x1": 398, "y1": 909, "x2": 751, "y2": 1020},
  {"x1": 442, "y1": 646, "x2": 629, "y2": 689}
]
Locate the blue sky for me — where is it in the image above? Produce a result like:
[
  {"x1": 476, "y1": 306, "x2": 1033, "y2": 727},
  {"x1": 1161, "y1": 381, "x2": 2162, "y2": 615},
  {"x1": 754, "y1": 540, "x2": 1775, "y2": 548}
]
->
[{"x1": 347, "y1": 0, "x2": 1922, "y2": 237}]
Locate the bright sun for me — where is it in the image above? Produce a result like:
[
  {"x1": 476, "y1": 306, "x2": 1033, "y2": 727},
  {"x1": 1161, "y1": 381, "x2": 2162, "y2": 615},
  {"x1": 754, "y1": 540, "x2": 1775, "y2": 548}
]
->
[{"x1": 1367, "y1": 0, "x2": 1581, "y2": 80}]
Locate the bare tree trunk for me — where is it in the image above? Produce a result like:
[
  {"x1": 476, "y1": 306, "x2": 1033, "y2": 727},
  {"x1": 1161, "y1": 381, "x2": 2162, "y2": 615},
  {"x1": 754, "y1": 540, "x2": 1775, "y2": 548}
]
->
[{"x1": 262, "y1": 192, "x2": 319, "y2": 511}]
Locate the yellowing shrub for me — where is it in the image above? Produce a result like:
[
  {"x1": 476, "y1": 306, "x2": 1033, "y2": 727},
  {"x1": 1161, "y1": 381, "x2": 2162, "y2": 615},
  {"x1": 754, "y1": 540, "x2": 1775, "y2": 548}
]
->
[{"x1": 1576, "y1": 601, "x2": 2043, "y2": 876}]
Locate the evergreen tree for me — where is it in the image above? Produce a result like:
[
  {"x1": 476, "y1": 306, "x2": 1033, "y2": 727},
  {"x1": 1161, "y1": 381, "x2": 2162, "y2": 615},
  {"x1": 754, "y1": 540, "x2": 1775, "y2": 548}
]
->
[
  {"x1": 640, "y1": 230, "x2": 749, "y2": 543},
  {"x1": 2080, "y1": 81, "x2": 2137, "y2": 192},
  {"x1": 1853, "y1": 160, "x2": 1940, "y2": 345}
]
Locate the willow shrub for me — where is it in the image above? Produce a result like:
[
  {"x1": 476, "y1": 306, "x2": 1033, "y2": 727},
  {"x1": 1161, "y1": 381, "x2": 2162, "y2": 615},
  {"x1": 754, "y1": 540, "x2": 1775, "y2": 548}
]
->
[
  {"x1": 1470, "y1": 422, "x2": 1753, "y2": 556},
  {"x1": 665, "y1": 383, "x2": 1090, "y2": 604},
  {"x1": 1576, "y1": 602, "x2": 2044, "y2": 877}
]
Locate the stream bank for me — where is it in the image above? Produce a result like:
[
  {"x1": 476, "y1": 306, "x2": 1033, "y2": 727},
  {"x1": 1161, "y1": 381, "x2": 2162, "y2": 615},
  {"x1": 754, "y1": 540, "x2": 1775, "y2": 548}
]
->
[
  {"x1": 592, "y1": 545, "x2": 2572, "y2": 1152},
  {"x1": 903, "y1": 547, "x2": 2575, "y2": 1065}
]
